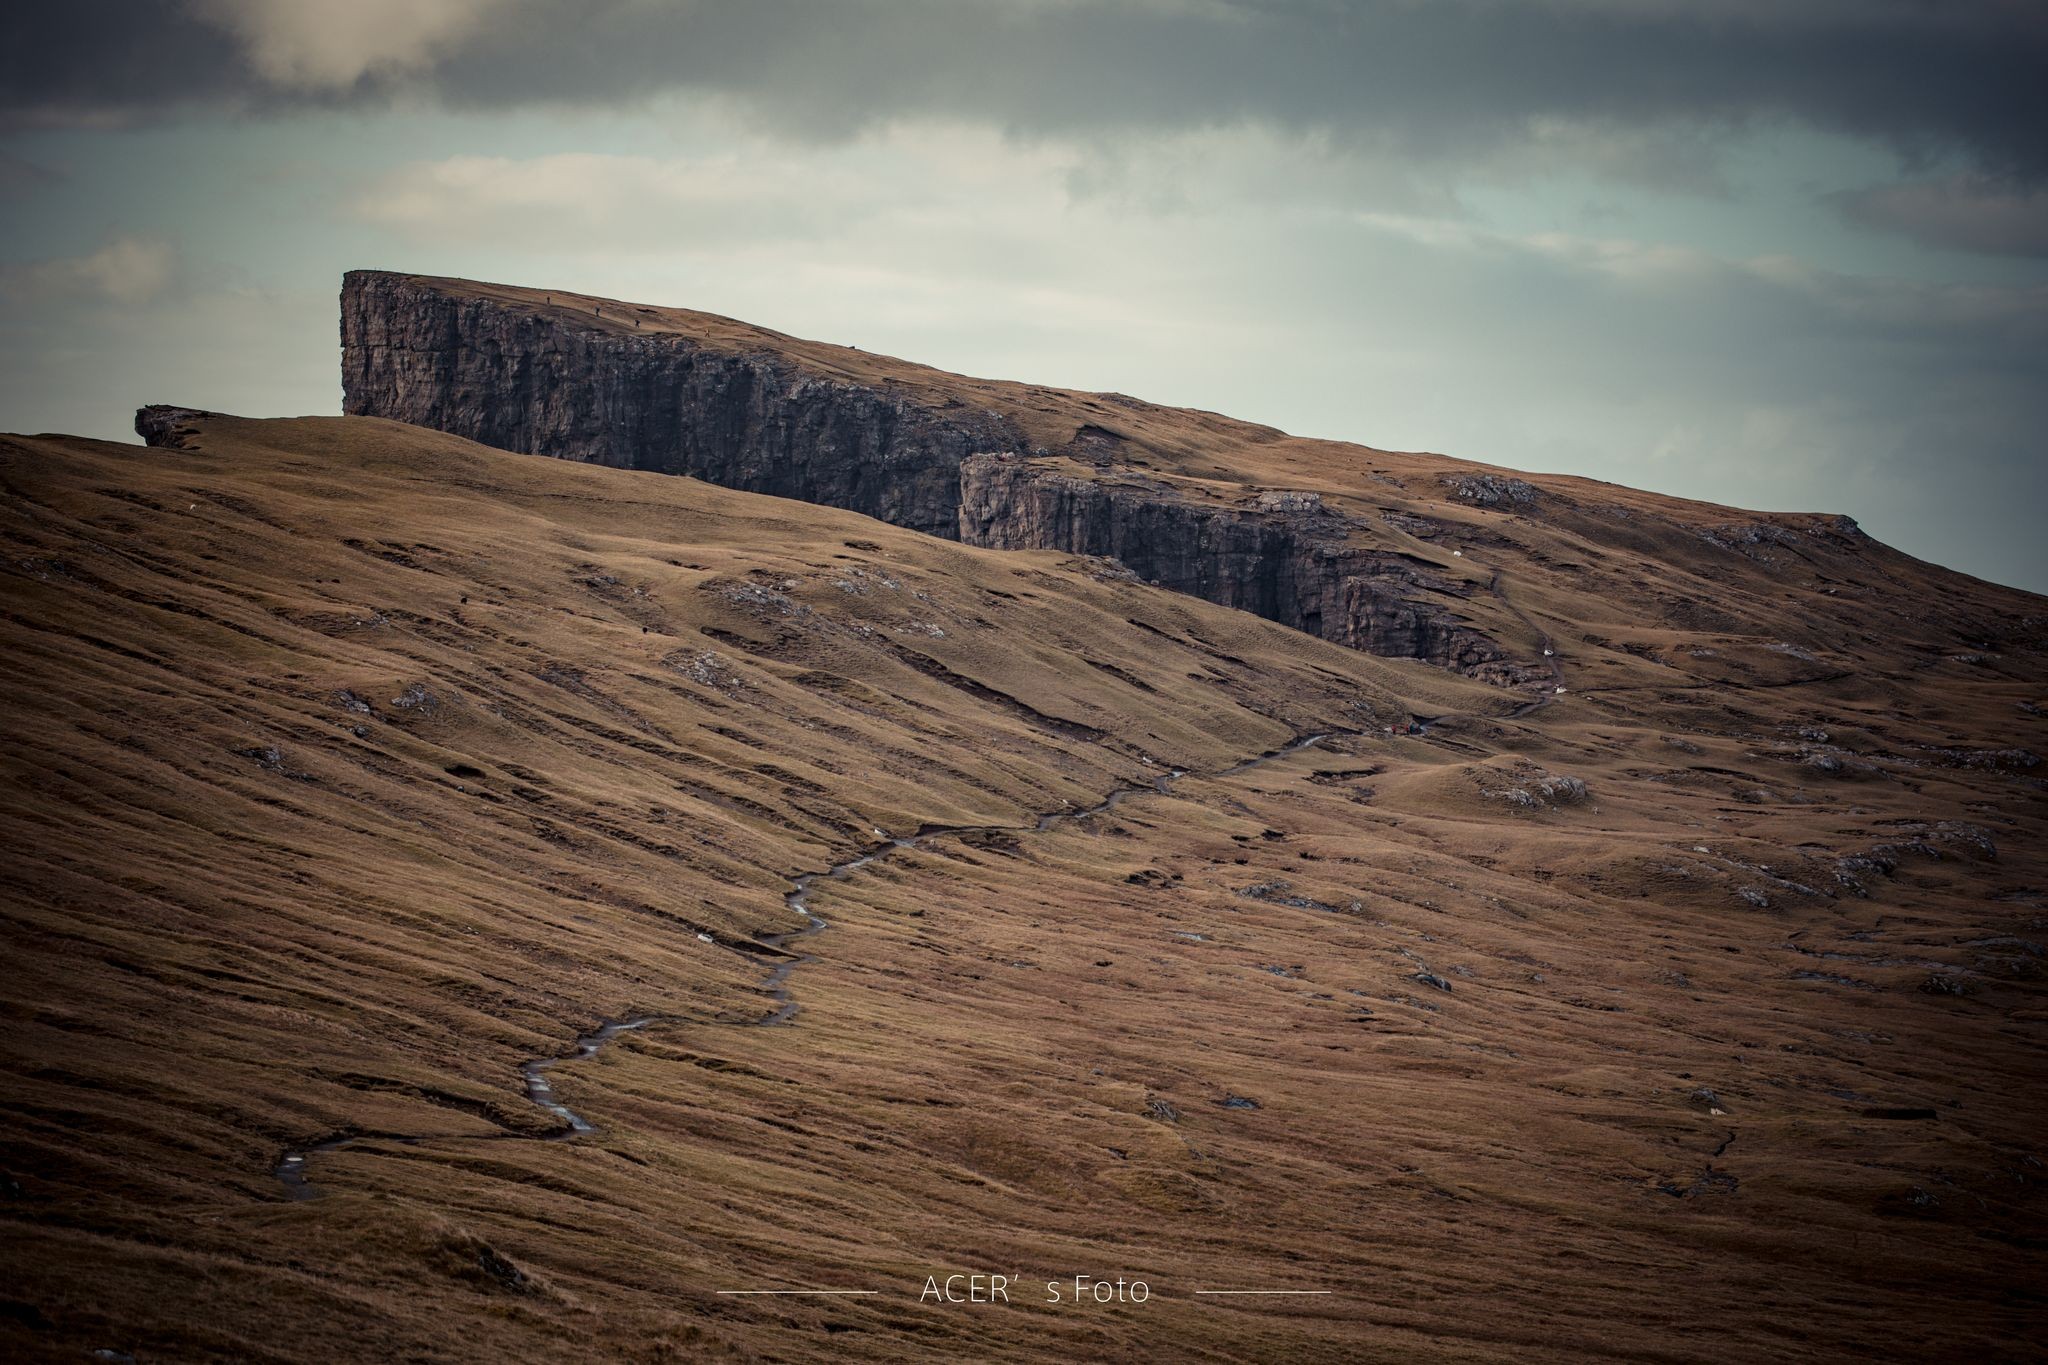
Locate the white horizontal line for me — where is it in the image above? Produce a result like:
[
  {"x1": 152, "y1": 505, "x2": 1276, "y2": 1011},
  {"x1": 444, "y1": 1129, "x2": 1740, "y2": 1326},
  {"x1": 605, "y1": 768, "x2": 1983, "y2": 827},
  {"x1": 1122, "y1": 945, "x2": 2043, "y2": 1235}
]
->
[
  {"x1": 1194, "y1": 1290, "x2": 1333, "y2": 1295},
  {"x1": 716, "y1": 1289, "x2": 879, "y2": 1296}
]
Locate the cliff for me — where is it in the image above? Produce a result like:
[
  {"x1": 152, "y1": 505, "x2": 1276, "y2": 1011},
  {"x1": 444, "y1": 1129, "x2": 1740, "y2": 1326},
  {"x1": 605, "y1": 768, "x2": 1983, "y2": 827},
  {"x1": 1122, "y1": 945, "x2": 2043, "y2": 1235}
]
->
[
  {"x1": 339, "y1": 270, "x2": 2047, "y2": 696},
  {"x1": 958, "y1": 454, "x2": 1514, "y2": 677},
  {"x1": 341, "y1": 270, "x2": 1020, "y2": 538}
]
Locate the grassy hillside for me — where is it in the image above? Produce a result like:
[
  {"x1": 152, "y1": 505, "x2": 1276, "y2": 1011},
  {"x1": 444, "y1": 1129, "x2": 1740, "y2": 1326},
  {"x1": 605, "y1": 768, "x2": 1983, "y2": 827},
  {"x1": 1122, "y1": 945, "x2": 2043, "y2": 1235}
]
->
[{"x1": 0, "y1": 414, "x2": 2043, "y2": 1361}]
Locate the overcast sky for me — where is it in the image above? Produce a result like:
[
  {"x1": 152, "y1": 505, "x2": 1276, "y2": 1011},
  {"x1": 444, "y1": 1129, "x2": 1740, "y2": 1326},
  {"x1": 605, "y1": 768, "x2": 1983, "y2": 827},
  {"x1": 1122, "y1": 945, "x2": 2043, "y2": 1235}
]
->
[{"x1": 4, "y1": 0, "x2": 2044, "y2": 590}]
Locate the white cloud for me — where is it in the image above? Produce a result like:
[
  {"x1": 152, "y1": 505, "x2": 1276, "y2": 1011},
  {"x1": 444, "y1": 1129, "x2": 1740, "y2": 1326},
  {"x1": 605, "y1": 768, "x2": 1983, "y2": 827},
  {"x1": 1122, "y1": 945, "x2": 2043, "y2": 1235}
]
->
[
  {"x1": 1, "y1": 236, "x2": 180, "y2": 306},
  {"x1": 351, "y1": 124, "x2": 1084, "y2": 258}
]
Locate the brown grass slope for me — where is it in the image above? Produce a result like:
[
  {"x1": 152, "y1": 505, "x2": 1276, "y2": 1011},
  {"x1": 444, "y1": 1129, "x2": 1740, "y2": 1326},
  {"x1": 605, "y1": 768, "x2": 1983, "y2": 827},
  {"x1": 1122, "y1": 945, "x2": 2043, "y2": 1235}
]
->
[{"x1": 0, "y1": 414, "x2": 2043, "y2": 1362}]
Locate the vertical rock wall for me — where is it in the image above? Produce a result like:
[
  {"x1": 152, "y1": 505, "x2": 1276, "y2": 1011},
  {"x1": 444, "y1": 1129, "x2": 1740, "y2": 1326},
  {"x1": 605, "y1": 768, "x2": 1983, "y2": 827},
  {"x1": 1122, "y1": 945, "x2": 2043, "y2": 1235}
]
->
[
  {"x1": 342, "y1": 271, "x2": 1018, "y2": 539},
  {"x1": 959, "y1": 455, "x2": 1511, "y2": 675}
]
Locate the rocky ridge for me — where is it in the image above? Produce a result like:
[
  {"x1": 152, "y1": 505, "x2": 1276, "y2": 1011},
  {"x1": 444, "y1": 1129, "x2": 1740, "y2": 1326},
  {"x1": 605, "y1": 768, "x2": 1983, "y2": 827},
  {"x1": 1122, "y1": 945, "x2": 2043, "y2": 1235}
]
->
[
  {"x1": 339, "y1": 271, "x2": 1528, "y2": 679},
  {"x1": 338, "y1": 270, "x2": 2047, "y2": 697},
  {"x1": 340, "y1": 271, "x2": 1015, "y2": 538}
]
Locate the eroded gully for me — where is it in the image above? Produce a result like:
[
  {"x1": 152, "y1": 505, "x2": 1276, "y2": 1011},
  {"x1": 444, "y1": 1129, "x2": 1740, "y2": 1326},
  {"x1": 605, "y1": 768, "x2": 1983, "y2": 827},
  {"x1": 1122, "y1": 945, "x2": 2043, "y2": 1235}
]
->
[{"x1": 275, "y1": 729, "x2": 1353, "y2": 1198}]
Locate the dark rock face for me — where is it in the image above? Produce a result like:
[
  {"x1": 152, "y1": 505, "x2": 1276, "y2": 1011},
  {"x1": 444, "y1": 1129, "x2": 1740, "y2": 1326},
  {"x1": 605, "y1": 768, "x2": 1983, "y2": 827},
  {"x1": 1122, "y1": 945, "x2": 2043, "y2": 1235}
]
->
[
  {"x1": 341, "y1": 271, "x2": 1019, "y2": 538},
  {"x1": 135, "y1": 406, "x2": 213, "y2": 450},
  {"x1": 340, "y1": 271, "x2": 1513, "y2": 676},
  {"x1": 958, "y1": 455, "x2": 1514, "y2": 677}
]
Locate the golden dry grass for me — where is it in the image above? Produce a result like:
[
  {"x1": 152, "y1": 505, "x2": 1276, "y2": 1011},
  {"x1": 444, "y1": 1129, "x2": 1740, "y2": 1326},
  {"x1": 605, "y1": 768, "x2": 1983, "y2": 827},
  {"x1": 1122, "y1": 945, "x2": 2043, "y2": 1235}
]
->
[{"x1": 0, "y1": 413, "x2": 2044, "y2": 1361}]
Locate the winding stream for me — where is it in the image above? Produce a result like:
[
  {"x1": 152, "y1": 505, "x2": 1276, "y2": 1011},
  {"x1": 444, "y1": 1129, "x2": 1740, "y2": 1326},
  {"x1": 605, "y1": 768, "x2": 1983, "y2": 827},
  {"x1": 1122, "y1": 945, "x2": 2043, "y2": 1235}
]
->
[
  {"x1": 1486, "y1": 567, "x2": 1567, "y2": 719},
  {"x1": 273, "y1": 729, "x2": 1350, "y2": 1198}
]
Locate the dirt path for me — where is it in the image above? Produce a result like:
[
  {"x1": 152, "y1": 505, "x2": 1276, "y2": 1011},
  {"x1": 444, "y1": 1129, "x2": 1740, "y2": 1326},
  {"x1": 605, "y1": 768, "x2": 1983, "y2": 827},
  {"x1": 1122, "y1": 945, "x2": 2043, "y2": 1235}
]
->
[{"x1": 275, "y1": 730, "x2": 1351, "y2": 1197}]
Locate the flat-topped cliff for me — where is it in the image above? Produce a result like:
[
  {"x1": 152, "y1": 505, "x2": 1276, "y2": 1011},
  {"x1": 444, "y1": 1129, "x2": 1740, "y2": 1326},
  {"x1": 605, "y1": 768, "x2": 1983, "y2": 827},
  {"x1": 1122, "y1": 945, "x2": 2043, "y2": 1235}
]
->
[{"x1": 341, "y1": 270, "x2": 2046, "y2": 695}]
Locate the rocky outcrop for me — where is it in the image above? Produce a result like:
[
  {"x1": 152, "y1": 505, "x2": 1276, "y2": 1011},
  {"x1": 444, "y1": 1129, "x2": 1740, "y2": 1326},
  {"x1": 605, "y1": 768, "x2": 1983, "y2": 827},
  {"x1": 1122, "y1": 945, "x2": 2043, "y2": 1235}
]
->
[
  {"x1": 957, "y1": 455, "x2": 1515, "y2": 677},
  {"x1": 1443, "y1": 473, "x2": 1539, "y2": 507},
  {"x1": 341, "y1": 271, "x2": 1020, "y2": 538},
  {"x1": 135, "y1": 405, "x2": 213, "y2": 450},
  {"x1": 339, "y1": 270, "x2": 1519, "y2": 677}
]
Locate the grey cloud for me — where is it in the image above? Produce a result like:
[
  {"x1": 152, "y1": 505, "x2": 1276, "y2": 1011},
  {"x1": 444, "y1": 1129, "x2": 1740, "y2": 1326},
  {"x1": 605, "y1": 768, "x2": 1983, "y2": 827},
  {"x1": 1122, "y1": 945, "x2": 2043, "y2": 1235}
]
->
[
  {"x1": 6, "y1": 1, "x2": 2046, "y2": 180},
  {"x1": 0, "y1": 152, "x2": 61, "y2": 196},
  {"x1": 1833, "y1": 175, "x2": 2048, "y2": 259}
]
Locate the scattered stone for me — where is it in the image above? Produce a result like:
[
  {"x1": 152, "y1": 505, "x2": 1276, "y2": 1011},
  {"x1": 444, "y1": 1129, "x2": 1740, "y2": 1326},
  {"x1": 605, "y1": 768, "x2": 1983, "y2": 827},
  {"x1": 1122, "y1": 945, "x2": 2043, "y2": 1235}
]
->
[
  {"x1": 675, "y1": 650, "x2": 743, "y2": 690},
  {"x1": 1919, "y1": 745, "x2": 2040, "y2": 773},
  {"x1": 239, "y1": 744, "x2": 284, "y2": 771},
  {"x1": 1933, "y1": 822, "x2": 1998, "y2": 861},
  {"x1": 1233, "y1": 880, "x2": 1346, "y2": 913},
  {"x1": 1485, "y1": 768, "x2": 1589, "y2": 810},
  {"x1": 1444, "y1": 474, "x2": 1538, "y2": 506},
  {"x1": 1701, "y1": 521, "x2": 1806, "y2": 560},
  {"x1": 1255, "y1": 490, "x2": 1325, "y2": 514},
  {"x1": 717, "y1": 580, "x2": 802, "y2": 615},
  {"x1": 1793, "y1": 970, "x2": 1871, "y2": 989},
  {"x1": 391, "y1": 683, "x2": 439, "y2": 713},
  {"x1": 471, "y1": 1242, "x2": 531, "y2": 1294},
  {"x1": 1657, "y1": 1168, "x2": 1739, "y2": 1199}
]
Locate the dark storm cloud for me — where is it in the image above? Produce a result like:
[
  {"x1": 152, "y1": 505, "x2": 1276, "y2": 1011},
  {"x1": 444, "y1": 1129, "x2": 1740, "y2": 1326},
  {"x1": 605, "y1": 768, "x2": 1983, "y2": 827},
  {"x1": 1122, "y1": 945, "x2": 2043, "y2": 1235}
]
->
[{"x1": 7, "y1": 1, "x2": 2047, "y2": 177}]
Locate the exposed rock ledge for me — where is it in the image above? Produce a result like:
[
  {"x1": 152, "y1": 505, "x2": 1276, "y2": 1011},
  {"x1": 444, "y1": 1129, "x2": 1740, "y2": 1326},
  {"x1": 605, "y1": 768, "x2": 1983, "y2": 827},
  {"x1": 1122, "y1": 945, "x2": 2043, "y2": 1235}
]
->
[{"x1": 958, "y1": 455, "x2": 1513, "y2": 679}]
